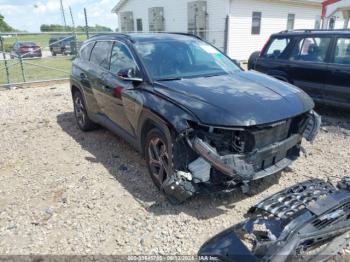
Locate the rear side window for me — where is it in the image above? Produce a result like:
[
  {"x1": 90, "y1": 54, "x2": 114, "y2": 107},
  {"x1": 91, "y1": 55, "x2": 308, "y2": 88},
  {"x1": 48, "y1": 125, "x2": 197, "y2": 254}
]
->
[
  {"x1": 80, "y1": 42, "x2": 95, "y2": 61},
  {"x1": 263, "y1": 38, "x2": 291, "y2": 59},
  {"x1": 90, "y1": 41, "x2": 113, "y2": 69},
  {"x1": 290, "y1": 37, "x2": 331, "y2": 62},
  {"x1": 333, "y1": 38, "x2": 350, "y2": 65}
]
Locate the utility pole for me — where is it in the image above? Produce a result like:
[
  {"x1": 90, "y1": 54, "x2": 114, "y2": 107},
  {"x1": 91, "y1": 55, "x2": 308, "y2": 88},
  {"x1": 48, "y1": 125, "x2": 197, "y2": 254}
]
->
[
  {"x1": 84, "y1": 8, "x2": 89, "y2": 39},
  {"x1": 60, "y1": 0, "x2": 67, "y2": 31},
  {"x1": 69, "y1": 6, "x2": 77, "y2": 55}
]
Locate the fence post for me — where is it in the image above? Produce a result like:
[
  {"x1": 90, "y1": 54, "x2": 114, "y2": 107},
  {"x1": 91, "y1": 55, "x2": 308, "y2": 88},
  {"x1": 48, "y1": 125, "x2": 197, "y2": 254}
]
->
[
  {"x1": 84, "y1": 8, "x2": 89, "y2": 39},
  {"x1": 18, "y1": 55, "x2": 26, "y2": 82},
  {"x1": 0, "y1": 36, "x2": 10, "y2": 85}
]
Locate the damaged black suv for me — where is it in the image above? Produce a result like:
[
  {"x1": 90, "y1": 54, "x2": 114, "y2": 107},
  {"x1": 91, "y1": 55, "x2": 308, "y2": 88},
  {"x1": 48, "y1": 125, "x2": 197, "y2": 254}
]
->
[{"x1": 70, "y1": 33, "x2": 321, "y2": 203}]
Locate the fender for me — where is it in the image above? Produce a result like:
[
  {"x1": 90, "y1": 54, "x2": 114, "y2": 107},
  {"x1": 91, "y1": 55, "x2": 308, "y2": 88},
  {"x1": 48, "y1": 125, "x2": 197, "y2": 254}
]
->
[{"x1": 135, "y1": 89, "x2": 197, "y2": 152}]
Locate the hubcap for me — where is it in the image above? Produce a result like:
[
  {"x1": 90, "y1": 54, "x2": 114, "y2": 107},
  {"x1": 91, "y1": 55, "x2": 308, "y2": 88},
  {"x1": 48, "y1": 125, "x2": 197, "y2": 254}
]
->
[
  {"x1": 148, "y1": 137, "x2": 170, "y2": 184},
  {"x1": 74, "y1": 96, "x2": 85, "y2": 126}
]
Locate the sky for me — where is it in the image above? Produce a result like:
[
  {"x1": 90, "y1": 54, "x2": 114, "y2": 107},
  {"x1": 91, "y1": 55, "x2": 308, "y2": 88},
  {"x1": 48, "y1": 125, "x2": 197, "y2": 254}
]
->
[{"x1": 0, "y1": 0, "x2": 120, "y2": 32}]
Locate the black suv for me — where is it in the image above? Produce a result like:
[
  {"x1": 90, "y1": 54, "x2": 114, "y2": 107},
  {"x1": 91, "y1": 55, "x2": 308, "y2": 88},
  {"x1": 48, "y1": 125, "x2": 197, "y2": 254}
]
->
[
  {"x1": 49, "y1": 35, "x2": 75, "y2": 56},
  {"x1": 70, "y1": 33, "x2": 320, "y2": 203},
  {"x1": 248, "y1": 29, "x2": 350, "y2": 108}
]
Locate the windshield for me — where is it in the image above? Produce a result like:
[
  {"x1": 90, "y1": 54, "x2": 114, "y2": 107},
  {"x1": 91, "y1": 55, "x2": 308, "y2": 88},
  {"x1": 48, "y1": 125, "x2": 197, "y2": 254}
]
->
[
  {"x1": 20, "y1": 42, "x2": 36, "y2": 46},
  {"x1": 134, "y1": 39, "x2": 240, "y2": 81}
]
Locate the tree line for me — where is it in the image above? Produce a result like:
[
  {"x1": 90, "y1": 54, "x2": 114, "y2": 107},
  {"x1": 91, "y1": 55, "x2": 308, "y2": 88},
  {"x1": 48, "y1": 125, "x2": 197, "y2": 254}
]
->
[
  {"x1": 40, "y1": 24, "x2": 113, "y2": 32},
  {"x1": 0, "y1": 14, "x2": 16, "y2": 32}
]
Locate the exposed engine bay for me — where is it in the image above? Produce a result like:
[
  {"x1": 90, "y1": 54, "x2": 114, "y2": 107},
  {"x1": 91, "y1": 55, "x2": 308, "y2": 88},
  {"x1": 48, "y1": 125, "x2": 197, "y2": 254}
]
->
[
  {"x1": 198, "y1": 178, "x2": 350, "y2": 262},
  {"x1": 162, "y1": 110, "x2": 321, "y2": 203}
]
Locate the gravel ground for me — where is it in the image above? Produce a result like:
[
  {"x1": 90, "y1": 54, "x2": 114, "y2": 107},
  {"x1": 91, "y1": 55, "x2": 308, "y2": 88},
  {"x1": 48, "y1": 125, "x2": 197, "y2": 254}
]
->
[{"x1": 0, "y1": 83, "x2": 350, "y2": 256}]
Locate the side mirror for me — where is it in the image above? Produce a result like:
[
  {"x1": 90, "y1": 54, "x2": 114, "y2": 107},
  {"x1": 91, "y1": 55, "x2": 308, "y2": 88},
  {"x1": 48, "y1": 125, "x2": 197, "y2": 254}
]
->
[{"x1": 117, "y1": 68, "x2": 143, "y2": 82}]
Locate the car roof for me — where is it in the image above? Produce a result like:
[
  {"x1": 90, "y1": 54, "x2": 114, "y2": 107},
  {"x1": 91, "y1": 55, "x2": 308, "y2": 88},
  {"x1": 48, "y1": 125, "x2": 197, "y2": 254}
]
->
[
  {"x1": 86, "y1": 32, "x2": 200, "y2": 44},
  {"x1": 272, "y1": 29, "x2": 350, "y2": 37},
  {"x1": 16, "y1": 41, "x2": 36, "y2": 44}
]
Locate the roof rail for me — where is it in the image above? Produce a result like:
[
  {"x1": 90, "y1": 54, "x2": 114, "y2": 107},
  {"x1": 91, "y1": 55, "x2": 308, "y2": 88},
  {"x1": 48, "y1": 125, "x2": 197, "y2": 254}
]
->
[
  {"x1": 89, "y1": 33, "x2": 131, "y2": 39},
  {"x1": 279, "y1": 29, "x2": 350, "y2": 34},
  {"x1": 165, "y1": 32, "x2": 202, "y2": 39}
]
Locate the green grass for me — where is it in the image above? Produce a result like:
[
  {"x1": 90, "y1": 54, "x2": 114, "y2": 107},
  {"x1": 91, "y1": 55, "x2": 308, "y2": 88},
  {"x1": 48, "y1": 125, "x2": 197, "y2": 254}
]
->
[{"x1": 1, "y1": 56, "x2": 72, "y2": 84}]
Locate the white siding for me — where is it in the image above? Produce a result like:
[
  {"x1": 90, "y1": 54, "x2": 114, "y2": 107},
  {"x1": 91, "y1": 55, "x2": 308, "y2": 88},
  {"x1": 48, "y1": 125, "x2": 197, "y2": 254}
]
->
[
  {"x1": 117, "y1": 0, "x2": 230, "y2": 50},
  {"x1": 227, "y1": 0, "x2": 321, "y2": 60},
  {"x1": 333, "y1": 11, "x2": 346, "y2": 29}
]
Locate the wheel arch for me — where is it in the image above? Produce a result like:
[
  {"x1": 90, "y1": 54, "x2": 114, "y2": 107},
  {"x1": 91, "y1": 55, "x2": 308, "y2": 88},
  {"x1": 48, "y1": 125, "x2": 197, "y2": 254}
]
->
[{"x1": 138, "y1": 110, "x2": 177, "y2": 156}]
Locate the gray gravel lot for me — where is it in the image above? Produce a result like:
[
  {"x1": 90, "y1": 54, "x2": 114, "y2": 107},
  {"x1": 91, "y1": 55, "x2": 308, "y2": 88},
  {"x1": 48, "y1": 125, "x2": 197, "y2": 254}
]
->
[{"x1": 0, "y1": 83, "x2": 350, "y2": 255}]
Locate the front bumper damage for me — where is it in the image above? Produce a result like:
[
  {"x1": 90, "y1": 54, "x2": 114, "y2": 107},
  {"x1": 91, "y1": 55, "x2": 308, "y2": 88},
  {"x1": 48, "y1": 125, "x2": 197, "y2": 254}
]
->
[
  {"x1": 162, "y1": 111, "x2": 321, "y2": 203},
  {"x1": 198, "y1": 178, "x2": 350, "y2": 261}
]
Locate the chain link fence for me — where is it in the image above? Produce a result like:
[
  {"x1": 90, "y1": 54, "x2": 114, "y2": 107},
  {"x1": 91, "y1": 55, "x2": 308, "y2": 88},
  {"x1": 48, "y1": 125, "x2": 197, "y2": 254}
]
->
[
  {"x1": 0, "y1": 32, "x2": 87, "y2": 87},
  {"x1": 0, "y1": 30, "x2": 227, "y2": 88}
]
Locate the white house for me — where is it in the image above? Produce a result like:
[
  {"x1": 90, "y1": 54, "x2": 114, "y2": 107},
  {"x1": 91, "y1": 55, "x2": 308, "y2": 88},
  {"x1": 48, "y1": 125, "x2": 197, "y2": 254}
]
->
[
  {"x1": 111, "y1": 0, "x2": 323, "y2": 60},
  {"x1": 322, "y1": 0, "x2": 350, "y2": 29}
]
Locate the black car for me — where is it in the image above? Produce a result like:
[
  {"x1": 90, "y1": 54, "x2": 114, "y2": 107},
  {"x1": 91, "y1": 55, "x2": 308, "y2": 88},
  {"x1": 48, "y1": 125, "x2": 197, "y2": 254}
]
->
[
  {"x1": 49, "y1": 35, "x2": 74, "y2": 56},
  {"x1": 248, "y1": 29, "x2": 350, "y2": 109},
  {"x1": 10, "y1": 41, "x2": 42, "y2": 59},
  {"x1": 70, "y1": 33, "x2": 320, "y2": 203}
]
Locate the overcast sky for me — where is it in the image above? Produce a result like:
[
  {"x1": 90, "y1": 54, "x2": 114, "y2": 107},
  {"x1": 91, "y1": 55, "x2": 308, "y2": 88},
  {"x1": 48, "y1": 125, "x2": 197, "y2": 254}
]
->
[{"x1": 0, "y1": 0, "x2": 119, "y2": 32}]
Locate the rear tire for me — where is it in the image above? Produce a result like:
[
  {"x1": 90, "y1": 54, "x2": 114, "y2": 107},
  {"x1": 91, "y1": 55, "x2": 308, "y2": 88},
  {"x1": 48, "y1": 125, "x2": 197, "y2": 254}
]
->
[
  {"x1": 52, "y1": 51, "x2": 56, "y2": 56},
  {"x1": 73, "y1": 91, "x2": 98, "y2": 131}
]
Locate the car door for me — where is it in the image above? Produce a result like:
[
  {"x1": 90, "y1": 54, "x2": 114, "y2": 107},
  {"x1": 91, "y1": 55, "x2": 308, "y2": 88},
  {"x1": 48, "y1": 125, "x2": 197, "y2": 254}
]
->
[
  {"x1": 100, "y1": 41, "x2": 142, "y2": 134},
  {"x1": 74, "y1": 41, "x2": 100, "y2": 115},
  {"x1": 324, "y1": 37, "x2": 350, "y2": 107},
  {"x1": 88, "y1": 41, "x2": 114, "y2": 114},
  {"x1": 285, "y1": 36, "x2": 332, "y2": 101},
  {"x1": 254, "y1": 36, "x2": 295, "y2": 81}
]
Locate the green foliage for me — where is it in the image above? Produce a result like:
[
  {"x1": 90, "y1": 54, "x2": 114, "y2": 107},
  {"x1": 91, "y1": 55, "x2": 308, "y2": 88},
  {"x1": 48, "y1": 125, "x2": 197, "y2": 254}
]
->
[
  {"x1": 0, "y1": 13, "x2": 15, "y2": 32},
  {"x1": 40, "y1": 24, "x2": 113, "y2": 32}
]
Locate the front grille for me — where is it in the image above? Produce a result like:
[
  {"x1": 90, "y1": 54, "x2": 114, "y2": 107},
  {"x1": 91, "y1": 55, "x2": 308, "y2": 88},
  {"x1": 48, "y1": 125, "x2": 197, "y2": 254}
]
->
[
  {"x1": 251, "y1": 119, "x2": 292, "y2": 149},
  {"x1": 253, "y1": 179, "x2": 337, "y2": 220}
]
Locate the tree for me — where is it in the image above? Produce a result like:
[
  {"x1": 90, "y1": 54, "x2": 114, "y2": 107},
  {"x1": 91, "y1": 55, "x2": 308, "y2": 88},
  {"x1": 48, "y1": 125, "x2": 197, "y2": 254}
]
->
[
  {"x1": 0, "y1": 14, "x2": 15, "y2": 32},
  {"x1": 40, "y1": 23, "x2": 112, "y2": 32}
]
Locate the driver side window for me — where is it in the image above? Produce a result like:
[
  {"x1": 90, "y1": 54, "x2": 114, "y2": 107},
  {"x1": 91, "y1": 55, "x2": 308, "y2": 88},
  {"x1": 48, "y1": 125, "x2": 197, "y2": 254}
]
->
[{"x1": 110, "y1": 42, "x2": 138, "y2": 75}]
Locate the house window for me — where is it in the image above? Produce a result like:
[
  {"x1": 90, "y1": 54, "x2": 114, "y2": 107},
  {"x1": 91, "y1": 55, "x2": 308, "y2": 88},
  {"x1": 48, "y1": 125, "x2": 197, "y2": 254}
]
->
[
  {"x1": 136, "y1": 18, "x2": 143, "y2": 32},
  {"x1": 287, "y1": 14, "x2": 295, "y2": 30},
  {"x1": 329, "y1": 17, "x2": 335, "y2": 29},
  {"x1": 252, "y1": 12, "x2": 262, "y2": 35}
]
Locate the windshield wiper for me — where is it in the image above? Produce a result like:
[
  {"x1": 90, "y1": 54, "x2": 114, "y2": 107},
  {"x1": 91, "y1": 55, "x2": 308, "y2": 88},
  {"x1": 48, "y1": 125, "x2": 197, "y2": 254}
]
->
[
  {"x1": 156, "y1": 77, "x2": 183, "y2": 81},
  {"x1": 202, "y1": 73, "x2": 227, "y2": 78}
]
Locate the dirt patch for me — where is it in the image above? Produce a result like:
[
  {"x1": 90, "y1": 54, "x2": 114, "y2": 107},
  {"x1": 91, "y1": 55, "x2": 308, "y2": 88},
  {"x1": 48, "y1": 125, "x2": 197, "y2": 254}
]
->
[{"x1": 0, "y1": 83, "x2": 349, "y2": 255}]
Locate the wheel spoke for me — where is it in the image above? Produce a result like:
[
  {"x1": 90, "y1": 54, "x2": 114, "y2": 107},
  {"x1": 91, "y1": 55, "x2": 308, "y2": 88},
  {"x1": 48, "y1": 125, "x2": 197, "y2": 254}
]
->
[
  {"x1": 74, "y1": 97, "x2": 86, "y2": 125},
  {"x1": 148, "y1": 136, "x2": 170, "y2": 184}
]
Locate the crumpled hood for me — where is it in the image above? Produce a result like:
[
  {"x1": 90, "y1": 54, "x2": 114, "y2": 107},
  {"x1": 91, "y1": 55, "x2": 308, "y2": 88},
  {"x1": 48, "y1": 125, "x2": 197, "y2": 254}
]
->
[{"x1": 154, "y1": 71, "x2": 314, "y2": 126}]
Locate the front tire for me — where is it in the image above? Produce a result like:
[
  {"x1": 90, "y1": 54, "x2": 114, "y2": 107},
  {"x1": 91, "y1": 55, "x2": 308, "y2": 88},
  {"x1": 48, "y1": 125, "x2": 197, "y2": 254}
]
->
[
  {"x1": 73, "y1": 91, "x2": 98, "y2": 131},
  {"x1": 145, "y1": 128, "x2": 172, "y2": 188}
]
